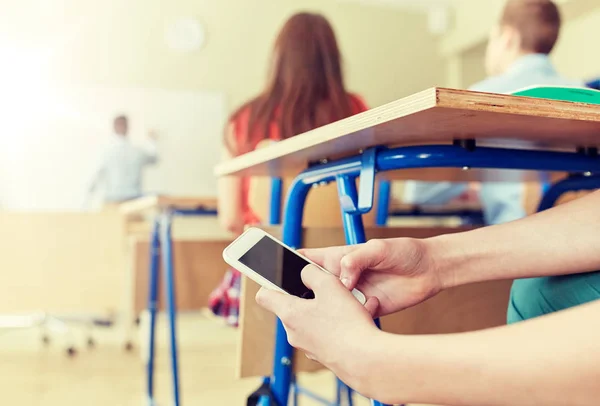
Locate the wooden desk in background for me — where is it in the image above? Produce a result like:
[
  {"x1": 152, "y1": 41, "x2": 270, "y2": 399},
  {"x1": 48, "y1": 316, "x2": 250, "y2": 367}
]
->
[
  {"x1": 119, "y1": 195, "x2": 219, "y2": 217},
  {"x1": 120, "y1": 195, "x2": 235, "y2": 406},
  {"x1": 118, "y1": 196, "x2": 233, "y2": 342}
]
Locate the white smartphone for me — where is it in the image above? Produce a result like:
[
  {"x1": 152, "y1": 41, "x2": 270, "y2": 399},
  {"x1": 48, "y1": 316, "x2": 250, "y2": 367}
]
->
[{"x1": 222, "y1": 227, "x2": 366, "y2": 304}]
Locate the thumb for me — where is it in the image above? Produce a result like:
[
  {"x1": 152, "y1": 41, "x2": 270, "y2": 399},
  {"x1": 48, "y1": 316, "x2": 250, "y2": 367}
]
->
[
  {"x1": 339, "y1": 240, "x2": 387, "y2": 290},
  {"x1": 255, "y1": 287, "x2": 298, "y2": 318},
  {"x1": 301, "y1": 264, "x2": 336, "y2": 295},
  {"x1": 364, "y1": 296, "x2": 380, "y2": 318}
]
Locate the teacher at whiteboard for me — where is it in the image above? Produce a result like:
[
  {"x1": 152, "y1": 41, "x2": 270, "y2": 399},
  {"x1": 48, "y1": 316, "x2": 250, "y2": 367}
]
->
[{"x1": 86, "y1": 115, "x2": 159, "y2": 207}]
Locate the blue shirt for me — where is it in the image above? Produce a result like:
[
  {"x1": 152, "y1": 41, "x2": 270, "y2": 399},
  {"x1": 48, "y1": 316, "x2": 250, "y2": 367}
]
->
[
  {"x1": 473, "y1": 54, "x2": 582, "y2": 224},
  {"x1": 470, "y1": 53, "x2": 583, "y2": 93},
  {"x1": 88, "y1": 135, "x2": 158, "y2": 203},
  {"x1": 406, "y1": 54, "x2": 583, "y2": 225}
]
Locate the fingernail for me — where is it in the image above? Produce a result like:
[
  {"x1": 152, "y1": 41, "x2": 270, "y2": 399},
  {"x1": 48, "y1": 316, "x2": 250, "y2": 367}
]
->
[{"x1": 341, "y1": 277, "x2": 351, "y2": 289}]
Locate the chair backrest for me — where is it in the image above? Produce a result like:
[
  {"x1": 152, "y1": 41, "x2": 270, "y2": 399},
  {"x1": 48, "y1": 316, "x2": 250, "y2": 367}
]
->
[
  {"x1": 249, "y1": 177, "x2": 379, "y2": 228},
  {"x1": 248, "y1": 140, "x2": 377, "y2": 227}
]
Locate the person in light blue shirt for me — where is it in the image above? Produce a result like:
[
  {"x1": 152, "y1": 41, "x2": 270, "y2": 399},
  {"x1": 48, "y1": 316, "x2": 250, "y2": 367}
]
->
[
  {"x1": 88, "y1": 115, "x2": 159, "y2": 204},
  {"x1": 405, "y1": 0, "x2": 583, "y2": 225}
]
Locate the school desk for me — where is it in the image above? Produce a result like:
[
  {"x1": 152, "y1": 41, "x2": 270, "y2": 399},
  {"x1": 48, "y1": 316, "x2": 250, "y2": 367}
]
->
[
  {"x1": 120, "y1": 195, "x2": 220, "y2": 406},
  {"x1": 215, "y1": 86, "x2": 600, "y2": 406}
]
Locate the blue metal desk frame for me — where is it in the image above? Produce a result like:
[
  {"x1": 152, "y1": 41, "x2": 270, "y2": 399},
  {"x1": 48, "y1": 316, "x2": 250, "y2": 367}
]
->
[
  {"x1": 145, "y1": 206, "x2": 217, "y2": 406},
  {"x1": 256, "y1": 144, "x2": 600, "y2": 406}
]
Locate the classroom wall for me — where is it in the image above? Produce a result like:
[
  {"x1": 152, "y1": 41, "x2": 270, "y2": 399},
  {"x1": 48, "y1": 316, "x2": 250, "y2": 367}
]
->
[
  {"x1": 0, "y1": 88, "x2": 227, "y2": 210},
  {"x1": 552, "y1": 7, "x2": 600, "y2": 80},
  {"x1": 0, "y1": 0, "x2": 445, "y2": 209},
  {"x1": 440, "y1": 0, "x2": 505, "y2": 57},
  {"x1": 0, "y1": 0, "x2": 445, "y2": 111},
  {"x1": 460, "y1": 42, "x2": 488, "y2": 88}
]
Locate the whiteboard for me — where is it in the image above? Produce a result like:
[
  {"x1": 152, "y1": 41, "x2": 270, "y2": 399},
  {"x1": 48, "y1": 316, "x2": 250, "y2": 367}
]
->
[{"x1": 0, "y1": 87, "x2": 226, "y2": 210}]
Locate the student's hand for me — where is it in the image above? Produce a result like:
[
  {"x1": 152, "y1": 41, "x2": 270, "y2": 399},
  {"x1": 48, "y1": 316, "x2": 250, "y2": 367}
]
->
[
  {"x1": 256, "y1": 265, "x2": 382, "y2": 385},
  {"x1": 300, "y1": 238, "x2": 443, "y2": 317}
]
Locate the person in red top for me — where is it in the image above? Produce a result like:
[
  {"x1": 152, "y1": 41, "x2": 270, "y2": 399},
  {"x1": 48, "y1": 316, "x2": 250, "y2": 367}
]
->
[
  {"x1": 211, "y1": 12, "x2": 368, "y2": 325},
  {"x1": 218, "y1": 12, "x2": 368, "y2": 233}
]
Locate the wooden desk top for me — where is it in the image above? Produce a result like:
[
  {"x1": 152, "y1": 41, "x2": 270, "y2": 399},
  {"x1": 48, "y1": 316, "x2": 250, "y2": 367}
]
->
[
  {"x1": 119, "y1": 195, "x2": 217, "y2": 215},
  {"x1": 215, "y1": 88, "x2": 600, "y2": 181}
]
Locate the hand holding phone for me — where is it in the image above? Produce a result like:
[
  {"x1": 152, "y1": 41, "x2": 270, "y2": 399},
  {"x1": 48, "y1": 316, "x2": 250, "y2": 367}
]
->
[{"x1": 223, "y1": 227, "x2": 366, "y2": 304}]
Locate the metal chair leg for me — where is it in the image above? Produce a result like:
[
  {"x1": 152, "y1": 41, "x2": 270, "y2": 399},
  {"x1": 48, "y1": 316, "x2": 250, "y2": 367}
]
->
[
  {"x1": 161, "y1": 210, "x2": 181, "y2": 406},
  {"x1": 337, "y1": 175, "x2": 391, "y2": 406},
  {"x1": 271, "y1": 177, "x2": 312, "y2": 405},
  {"x1": 375, "y1": 179, "x2": 391, "y2": 226},
  {"x1": 146, "y1": 217, "x2": 161, "y2": 404}
]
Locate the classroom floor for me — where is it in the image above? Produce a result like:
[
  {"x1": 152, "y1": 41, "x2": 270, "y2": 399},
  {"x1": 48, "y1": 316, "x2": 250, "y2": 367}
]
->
[{"x1": 1, "y1": 312, "x2": 440, "y2": 406}]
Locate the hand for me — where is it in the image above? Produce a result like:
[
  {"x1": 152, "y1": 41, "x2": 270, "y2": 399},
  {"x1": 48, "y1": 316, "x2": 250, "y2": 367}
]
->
[
  {"x1": 256, "y1": 265, "x2": 381, "y2": 380},
  {"x1": 300, "y1": 238, "x2": 442, "y2": 317}
]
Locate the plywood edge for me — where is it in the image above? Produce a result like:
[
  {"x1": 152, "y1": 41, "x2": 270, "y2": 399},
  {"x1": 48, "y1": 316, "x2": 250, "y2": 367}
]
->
[
  {"x1": 119, "y1": 196, "x2": 160, "y2": 214},
  {"x1": 154, "y1": 196, "x2": 217, "y2": 210},
  {"x1": 436, "y1": 87, "x2": 600, "y2": 122},
  {"x1": 128, "y1": 235, "x2": 233, "y2": 243},
  {"x1": 119, "y1": 195, "x2": 218, "y2": 215}
]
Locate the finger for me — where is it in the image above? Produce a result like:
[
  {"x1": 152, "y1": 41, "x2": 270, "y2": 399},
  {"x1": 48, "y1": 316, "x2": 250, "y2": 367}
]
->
[
  {"x1": 363, "y1": 296, "x2": 380, "y2": 318},
  {"x1": 299, "y1": 246, "x2": 355, "y2": 274},
  {"x1": 255, "y1": 287, "x2": 302, "y2": 319},
  {"x1": 300, "y1": 264, "x2": 338, "y2": 294},
  {"x1": 339, "y1": 240, "x2": 387, "y2": 290}
]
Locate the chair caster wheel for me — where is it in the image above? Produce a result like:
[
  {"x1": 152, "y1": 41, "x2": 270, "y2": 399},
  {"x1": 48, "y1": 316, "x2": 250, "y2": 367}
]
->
[
  {"x1": 66, "y1": 347, "x2": 77, "y2": 357},
  {"x1": 42, "y1": 335, "x2": 50, "y2": 345},
  {"x1": 87, "y1": 338, "x2": 95, "y2": 348},
  {"x1": 124, "y1": 341, "x2": 134, "y2": 352}
]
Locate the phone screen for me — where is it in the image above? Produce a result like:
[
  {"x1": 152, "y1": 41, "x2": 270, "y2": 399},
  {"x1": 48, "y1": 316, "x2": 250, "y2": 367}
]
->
[{"x1": 238, "y1": 235, "x2": 312, "y2": 298}]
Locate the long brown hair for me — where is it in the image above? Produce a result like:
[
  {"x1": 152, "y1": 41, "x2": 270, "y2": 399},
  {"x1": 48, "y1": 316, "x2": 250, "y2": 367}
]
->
[{"x1": 227, "y1": 12, "x2": 355, "y2": 155}]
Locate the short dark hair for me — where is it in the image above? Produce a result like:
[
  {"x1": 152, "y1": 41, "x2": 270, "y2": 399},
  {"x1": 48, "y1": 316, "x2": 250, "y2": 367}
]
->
[
  {"x1": 501, "y1": 0, "x2": 561, "y2": 54},
  {"x1": 114, "y1": 115, "x2": 128, "y2": 124}
]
